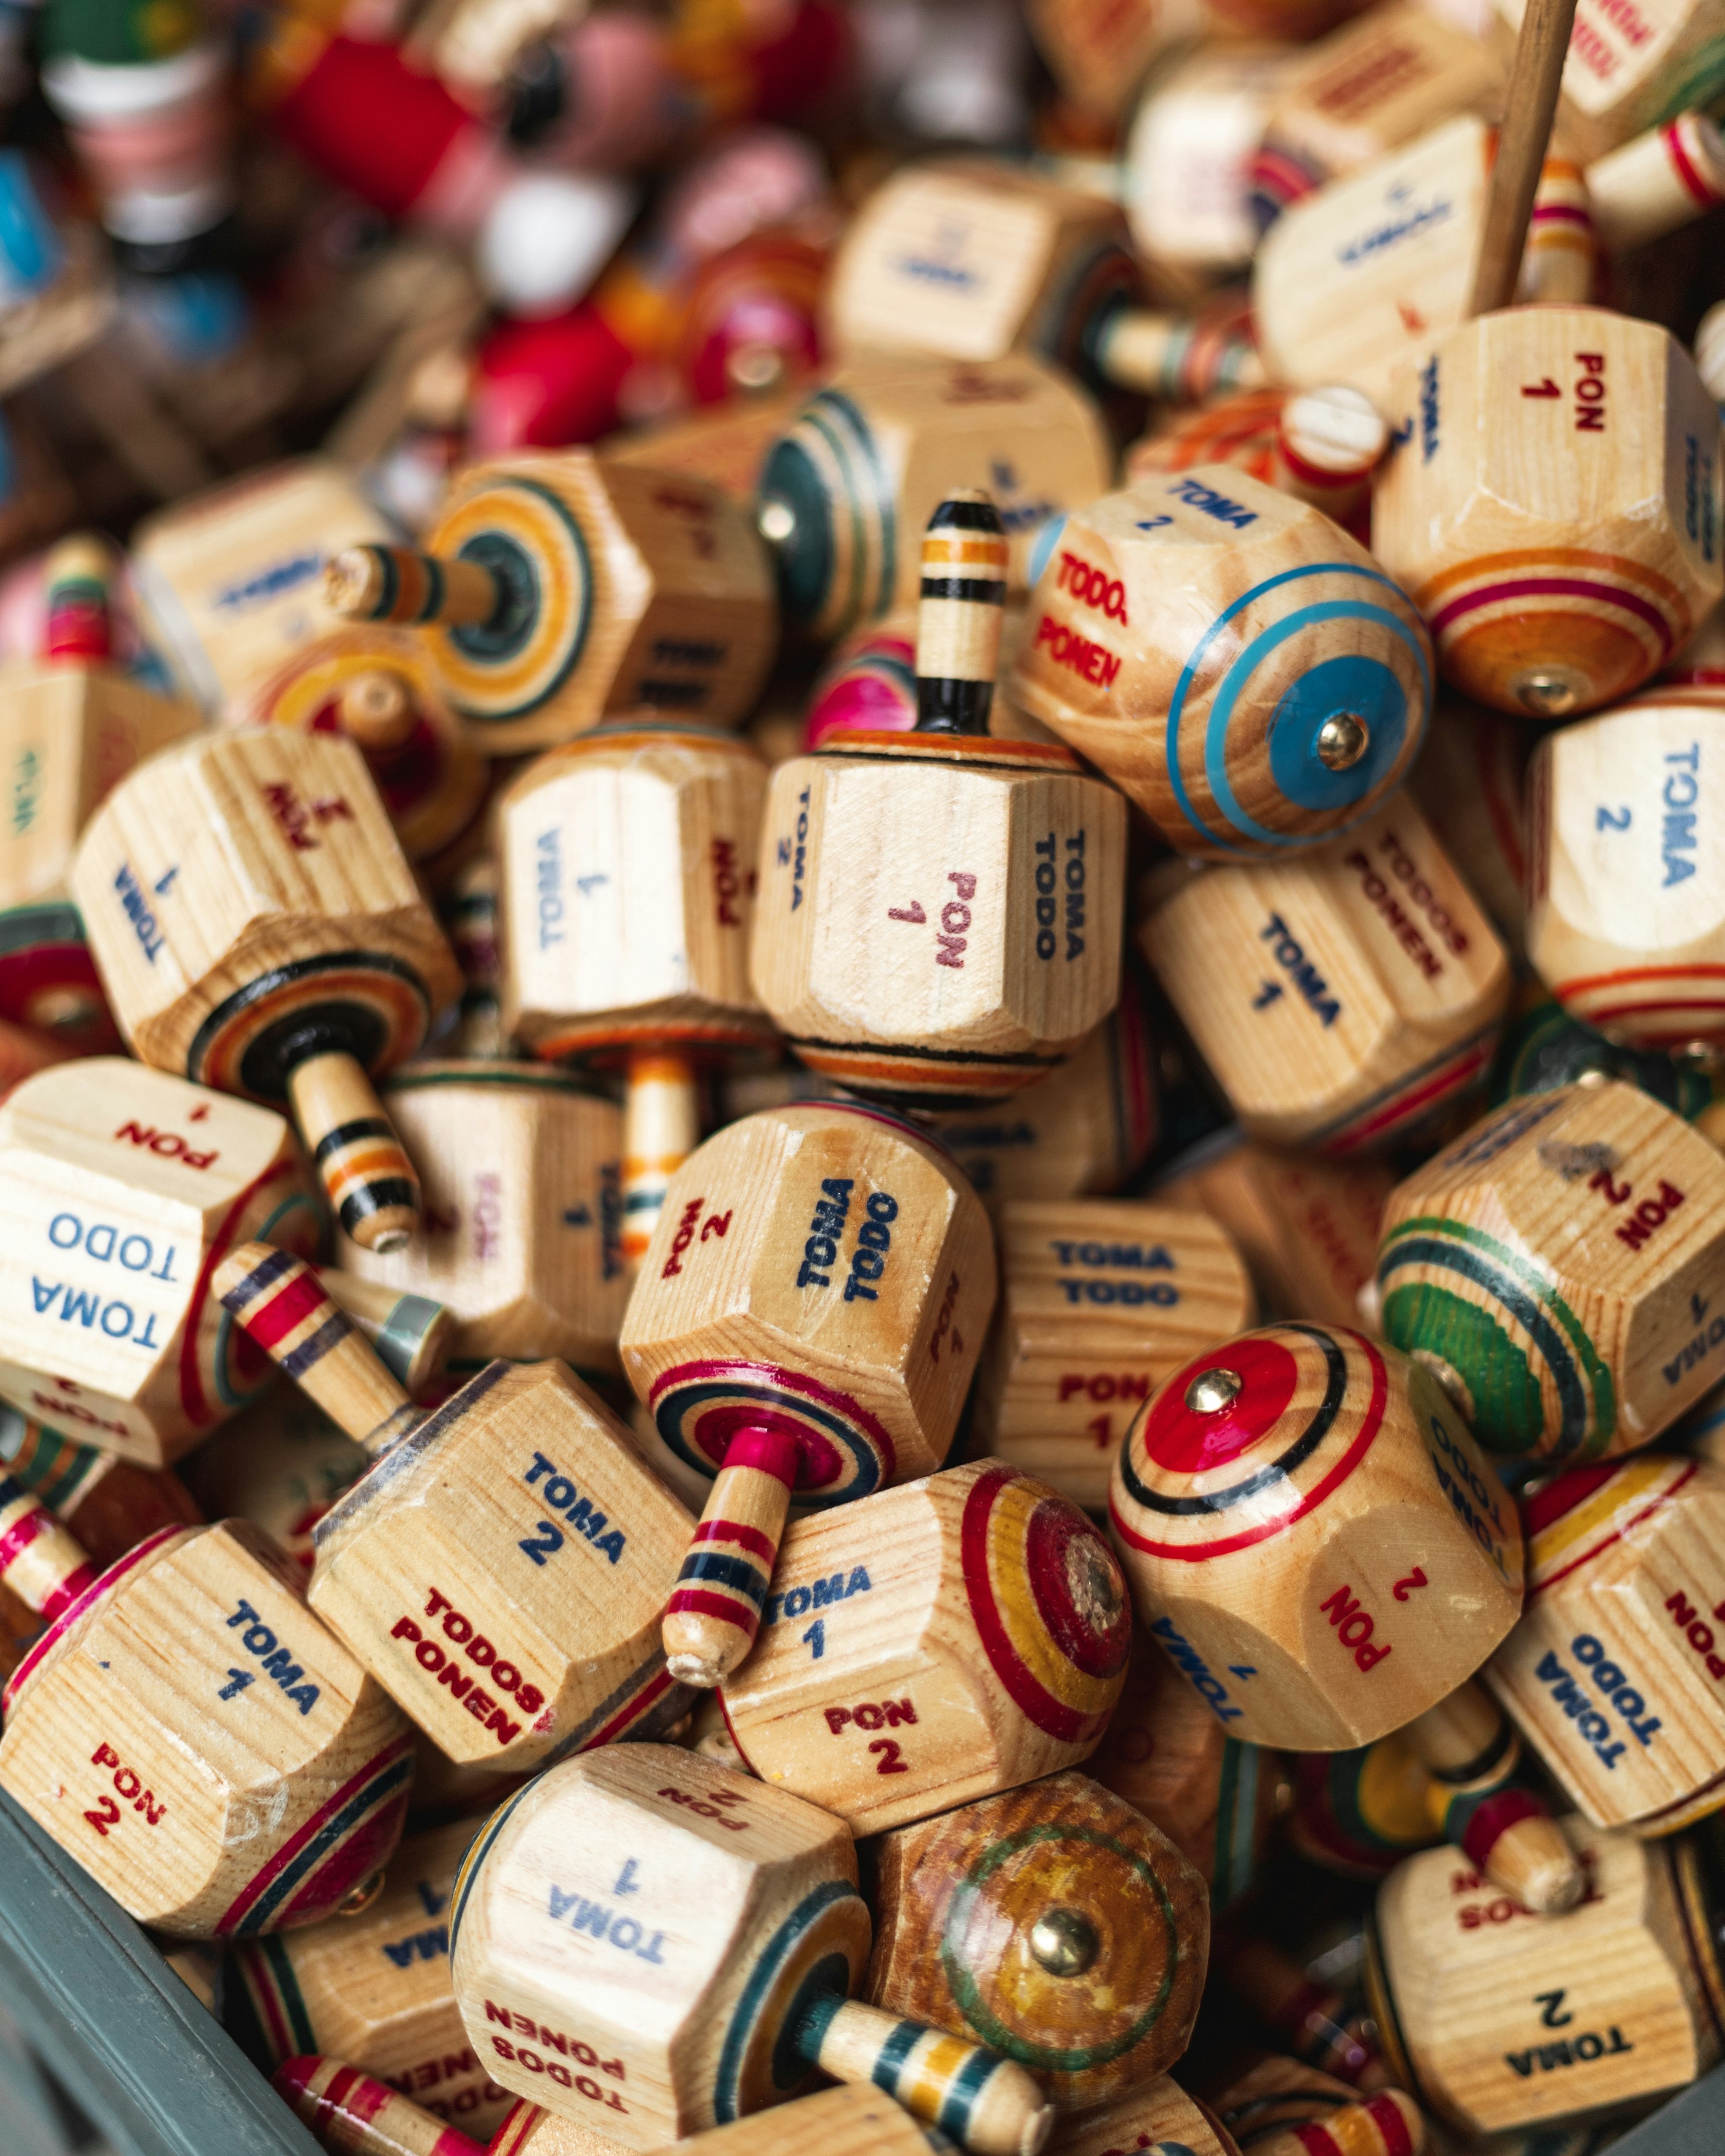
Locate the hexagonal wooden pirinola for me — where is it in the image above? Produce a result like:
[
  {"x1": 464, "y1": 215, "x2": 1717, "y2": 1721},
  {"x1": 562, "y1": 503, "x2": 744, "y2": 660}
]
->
[
  {"x1": 865, "y1": 1770, "x2": 1209, "y2": 2113},
  {"x1": 1486, "y1": 1455, "x2": 1725, "y2": 1836},
  {"x1": 214, "y1": 1245, "x2": 695, "y2": 1773},
  {"x1": 0, "y1": 1058, "x2": 321, "y2": 1467},
  {"x1": 1049, "y1": 2078, "x2": 1237, "y2": 2156},
  {"x1": 488, "y1": 2082, "x2": 971, "y2": 2155},
  {"x1": 972, "y1": 1199, "x2": 1255, "y2": 1508},
  {"x1": 335, "y1": 1063, "x2": 627, "y2": 1377},
  {"x1": 1009, "y1": 468, "x2": 1432, "y2": 859},
  {"x1": 447, "y1": 1747, "x2": 1053, "y2": 2153},
  {"x1": 0, "y1": 1484, "x2": 413, "y2": 1937},
  {"x1": 717, "y1": 1459, "x2": 1132, "y2": 1834},
  {"x1": 1373, "y1": 307, "x2": 1724, "y2": 720},
  {"x1": 751, "y1": 731, "x2": 1126, "y2": 1111},
  {"x1": 1377, "y1": 1079, "x2": 1725, "y2": 1461},
  {"x1": 69, "y1": 729, "x2": 462, "y2": 1252},
  {"x1": 1526, "y1": 691, "x2": 1725, "y2": 1053},
  {"x1": 324, "y1": 453, "x2": 778, "y2": 757},
  {"x1": 1364, "y1": 1819, "x2": 1723, "y2": 2137},
  {"x1": 1108, "y1": 1323, "x2": 1523, "y2": 1752},
  {"x1": 274, "y1": 2060, "x2": 490, "y2": 2155},
  {"x1": 228, "y1": 1818, "x2": 514, "y2": 2138},
  {"x1": 1140, "y1": 799, "x2": 1513, "y2": 1152}
]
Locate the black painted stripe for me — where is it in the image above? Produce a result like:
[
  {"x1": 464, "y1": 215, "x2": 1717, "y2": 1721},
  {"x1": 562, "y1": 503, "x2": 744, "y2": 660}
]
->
[
  {"x1": 928, "y1": 499, "x2": 1005, "y2": 533},
  {"x1": 918, "y1": 576, "x2": 1006, "y2": 604},
  {"x1": 220, "y1": 1244, "x2": 297, "y2": 1313},
  {"x1": 313, "y1": 1117, "x2": 395, "y2": 1164},
  {"x1": 417, "y1": 553, "x2": 446, "y2": 624},
  {"x1": 675, "y1": 1550, "x2": 767, "y2": 1602},
  {"x1": 369, "y1": 546, "x2": 399, "y2": 622},
  {"x1": 338, "y1": 1178, "x2": 418, "y2": 1233},
  {"x1": 281, "y1": 1312, "x2": 355, "y2": 1378}
]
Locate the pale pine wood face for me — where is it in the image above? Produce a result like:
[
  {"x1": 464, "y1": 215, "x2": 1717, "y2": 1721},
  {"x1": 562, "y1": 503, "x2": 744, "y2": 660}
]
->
[
  {"x1": 1010, "y1": 469, "x2": 1432, "y2": 859},
  {"x1": 1049, "y1": 2075, "x2": 1237, "y2": 2156},
  {"x1": 0, "y1": 1060, "x2": 319, "y2": 1464},
  {"x1": 1368, "y1": 1822, "x2": 1717, "y2": 2135},
  {"x1": 619, "y1": 1105, "x2": 996, "y2": 1497},
  {"x1": 0, "y1": 1520, "x2": 412, "y2": 1936},
  {"x1": 1486, "y1": 1455, "x2": 1725, "y2": 1832},
  {"x1": 1374, "y1": 308, "x2": 1724, "y2": 718},
  {"x1": 718, "y1": 1460, "x2": 1132, "y2": 1834},
  {"x1": 1527, "y1": 697, "x2": 1725, "y2": 1051},
  {"x1": 973, "y1": 1199, "x2": 1256, "y2": 1508},
  {"x1": 449, "y1": 1748, "x2": 864, "y2": 2147},
  {"x1": 333, "y1": 1066, "x2": 627, "y2": 1376},
  {"x1": 1496, "y1": 0, "x2": 1725, "y2": 159},
  {"x1": 309, "y1": 1360, "x2": 693, "y2": 1771},
  {"x1": 68, "y1": 730, "x2": 461, "y2": 1080},
  {"x1": 492, "y1": 2083, "x2": 950, "y2": 2155},
  {"x1": 497, "y1": 728, "x2": 769, "y2": 1057},
  {"x1": 1109, "y1": 1326, "x2": 1523, "y2": 1750},
  {"x1": 1378, "y1": 1080, "x2": 1725, "y2": 1459},
  {"x1": 1141, "y1": 799, "x2": 1512, "y2": 1152}
]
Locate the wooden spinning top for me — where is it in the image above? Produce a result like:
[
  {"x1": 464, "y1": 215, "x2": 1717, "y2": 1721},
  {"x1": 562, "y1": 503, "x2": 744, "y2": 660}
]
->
[
  {"x1": 866, "y1": 1770, "x2": 1210, "y2": 2113},
  {"x1": 1108, "y1": 1324, "x2": 1524, "y2": 1750},
  {"x1": 752, "y1": 491, "x2": 1126, "y2": 1112},
  {"x1": 1211, "y1": 2057, "x2": 1426, "y2": 2156},
  {"x1": 274, "y1": 2057, "x2": 484, "y2": 2155},
  {"x1": 490, "y1": 2082, "x2": 971, "y2": 2153},
  {"x1": 1010, "y1": 467, "x2": 1431, "y2": 861},
  {"x1": 447, "y1": 1746, "x2": 1056, "y2": 2152},
  {"x1": 618, "y1": 1099, "x2": 996, "y2": 1688},
  {"x1": 70, "y1": 729, "x2": 462, "y2": 1251}
]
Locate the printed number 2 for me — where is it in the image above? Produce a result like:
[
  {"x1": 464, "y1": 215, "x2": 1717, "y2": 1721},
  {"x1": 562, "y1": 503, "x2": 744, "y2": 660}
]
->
[
  {"x1": 1597, "y1": 805, "x2": 1631, "y2": 831},
  {"x1": 518, "y1": 1520, "x2": 565, "y2": 1566},
  {"x1": 83, "y1": 1796, "x2": 121, "y2": 1837},
  {"x1": 869, "y1": 1739, "x2": 909, "y2": 1775},
  {"x1": 801, "y1": 1619, "x2": 825, "y2": 1660}
]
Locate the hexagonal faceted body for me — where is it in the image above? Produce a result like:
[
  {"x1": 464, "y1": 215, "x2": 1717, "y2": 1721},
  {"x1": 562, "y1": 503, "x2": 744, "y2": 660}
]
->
[
  {"x1": 309, "y1": 1359, "x2": 693, "y2": 1771},
  {"x1": 1374, "y1": 308, "x2": 1724, "y2": 719},
  {"x1": 972, "y1": 1199, "x2": 1256, "y2": 1508},
  {"x1": 0, "y1": 1518, "x2": 413, "y2": 1936},
  {"x1": 866, "y1": 1771, "x2": 1208, "y2": 2112},
  {"x1": 1527, "y1": 691, "x2": 1725, "y2": 1051},
  {"x1": 1108, "y1": 1324, "x2": 1523, "y2": 1752},
  {"x1": 1485, "y1": 1456, "x2": 1725, "y2": 1834},
  {"x1": 1377, "y1": 1080, "x2": 1725, "y2": 1459},
  {"x1": 498, "y1": 727, "x2": 771, "y2": 1062},
  {"x1": 400, "y1": 452, "x2": 776, "y2": 756},
  {"x1": 1009, "y1": 468, "x2": 1432, "y2": 860},
  {"x1": 1151, "y1": 1132, "x2": 1394, "y2": 1331},
  {"x1": 1140, "y1": 799, "x2": 1513, "y2": 1152},
  {"x1": 620, "y1": 1104, "x2": 995, "y2": 1505},
  {"x1": 1496, "y1": 0, "x2": 1725, "y2": 161},
  {"x1": 228, "y1": 1818, "x2": 514, "y2": 2138},
  {"x1": 718, "y1": 1460, "x2": 1132, "y2": 1834},
  {"x1": 334, "y1": 1064, "x2": 627, "y2": 1377},
  {"x1": 1365, "y1": 1821, "x2": 1722, "y2": 2136},
  {"x1": 758, "y1": 354, "x2": 1113, "y2": 643},
  {"x1": 751, "y1": 734, "x2": 1125, "y2": 1109},
  {"x1": 491, "y1": 2084, "x2": 977, "y2": 2156},
  {"x1": 0, "y1": 1060, "x2": 319, "y2": 1466},
  {"x1": 451, "y1": 1747, "x2": 1050, "y2": 2152},
  {"x1": 184, "y1": 1381, "x2": 368, "y2": 1578}
]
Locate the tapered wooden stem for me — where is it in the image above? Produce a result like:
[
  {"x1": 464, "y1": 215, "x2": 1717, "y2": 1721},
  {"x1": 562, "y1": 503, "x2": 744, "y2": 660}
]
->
[
  {"x1": 316, "y1": 1268, "x2": 452, "y2": 1395},
  {"x1": 1094, "y1": 308, "x2": 1267, "y2": 399},
  {"x1": 273, "y1": 2057, "x2": 484, "y2": 2156},
  {"x1": 0, "y1": 1474, "x2": 97, "y2": 1619},
  {"x1": 1256, "y1": 2089, "x2": 1426, "y2": 2156},
  {"x1": 43, "y1": 532, "x2": 114, "y2": 663},
  {"x1": 216, "y1": 1244, "x2": 423, "y2": 1459},
  {"x1": 286, "y1": 1051, "x2": 421, "y2": 1254},
  {"x1": 664, "y1": 1426, "x2": 801, "y2": 1687},
  {"x1": 915, "y1": 492, "x2": 1006, "y2": 737},
  {"x1": 622, "y1": 1049, "x2": 700, "y2": 1275},
  {"x1": 1467, "y1": 0, "x2": 1581, "y2": 316},
  {"x1": 337, "y1": 670, "x2": 417, "y2": 750},
  {"x1": 1404, "y1": 1680, "x2": 1583, "y2": 1915},
  {"x1": 326, "y1": 544, "x2": 502, "y2": 630},
  {"x1": 797, "y1": 1995, "x2": 1053, "y2": 2156}
]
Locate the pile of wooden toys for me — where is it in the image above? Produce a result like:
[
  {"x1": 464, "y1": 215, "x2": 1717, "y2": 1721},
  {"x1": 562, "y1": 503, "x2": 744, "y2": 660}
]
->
[{"x1": 4, "y1": 0, "x2": 1725, "y2": 2147}]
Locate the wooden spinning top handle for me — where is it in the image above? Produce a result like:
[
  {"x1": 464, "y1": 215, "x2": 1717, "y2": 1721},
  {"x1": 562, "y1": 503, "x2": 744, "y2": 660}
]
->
[
  {"x1": 664, "y1": 1424, "x2": 801, "y2": 1688},
  {"x1": 622, "y1": 1049, "x2": 701, "y2": 1278},
  {"x1": 1467, "y1": 0, "x2": 1582, "y2": 316},
  {"x1": 915, "y1": 491, "x2": 1007, "y2": 737},
  {"x1": 1403, "y1": 1680, "x2": 1583, "y2": 1915},
  {"x1": 797, "y1": 1994, "x2": 1053, "y2": 2156},
  {"x1": 43, "y1": 532, "x2": 116, "y2": 664},
  {"x1": 1256, "y1": 2088, "x2": 1426, "y2": 2156},
  {"x1": 273, "y1": 2057, "x2": 484, "y2": 2156},
  {"x1": 0, "y1": 1474, "x2": 97, "y2": 1620},
  {"x1": 286, "y1": 1051, "x2": 422, "y2": 1254},
  {"x1": 216, "y1": 1244, "x2": 425, "y2": 1460},
  {"x1": 326, "y1": 544, "x2": 503, "y2": 633}
]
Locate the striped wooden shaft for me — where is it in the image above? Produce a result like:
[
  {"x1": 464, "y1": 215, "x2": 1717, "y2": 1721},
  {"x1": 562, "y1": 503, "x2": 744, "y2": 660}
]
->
[
  {"x1": 272, "y1": 2058, "x2": 484, "y2": 2156},
  {"x1": 286, "y1": 1052, "x2": 421, "y2": 1255},
  {"x1": 1096, "y1": 310, "x2": 1266, "y2": 401},
  {"x1": 1591, "y1": 112, "x2": 1725, "y2": 253},
  {"x1": 622, "y1": 1050, "x2": 700, "y2": 1275},
  {"x1": 325, "y1": 546, "x2": 502, "y2": 631},
  {"x1": 42, "y1": 533, "x2": 114, "y2": 663},
  {"x1": 315, "y1": 1268, "x2": 452, "y2": 1394},
  {"x1": 1272, "y1": 387, "x2": 1387, "y2": 515},
  {"x1": 799, "y1": 1995, "x2": 1053, "y2": 2156},
  {"x1": 0, "y1": 1473, "x2": 96, "y2": 1619},
  {"x1": 1405, "y1": 1684, "x2": 1582, "y2": 1914},
  {"x1": 663, "y1": 1427, "x2": 801, "y2": 1689},
  {"x1": 915, "y1": 493, "x2": 1007, "y2": 737},
  {"x1": 1216, "y1": 1934, "x2": 1384, "y2": 2089},
  {"x1": 1523, "y1": 160, "x2": 1596, "y2": 304},
  {"x1": 336, "y1": 671, "x2": 417, "y2": 751},
  {"x1": 1256, "y1": 2089, "x2": 1424, "y2": 2156},
  {"x1": 215, "y1": 1244, "x2": 422, "y2": 1459}
]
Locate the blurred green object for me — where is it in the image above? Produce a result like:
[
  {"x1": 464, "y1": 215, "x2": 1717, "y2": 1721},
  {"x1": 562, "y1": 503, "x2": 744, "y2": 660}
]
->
[{"x1": 1489, "y1": 993, "x2": 1717, "y2": 1123}]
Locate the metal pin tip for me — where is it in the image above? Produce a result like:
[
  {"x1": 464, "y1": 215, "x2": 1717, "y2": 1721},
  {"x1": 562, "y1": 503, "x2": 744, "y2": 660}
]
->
[
  {"x1": 1316, "y1": 712, "x2": 1369, "y2": 770},
  {"x1": 1186, "y1": 1367, "x2": 1243, "y2": 1414},
  {"x1": 1028, "y1": 1907, "x2": 1100, "y2": 1976}
]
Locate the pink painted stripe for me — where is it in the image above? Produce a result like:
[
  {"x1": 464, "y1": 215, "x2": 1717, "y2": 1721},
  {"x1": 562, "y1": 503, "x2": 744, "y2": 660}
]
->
[
  {"x1": 693, "y1": 1518, "x2": 778, "y2": 1562},
  {"x1": 667, "y1": 1587, "x2": 758, "y2": 1629},
  {"x1": 0, "y1": 1502, "x2": 53, "y2": 1577},
  {"x1": 1427, "y1": 574, "x2": 1676, "y2": 656},
  {"x1": 216, "y1": 1733, "x2": 414, "y2": 1932},
  {"x1": 1666, "y1": 120, "x2": 1724, "y2": 209},
  {"x1": 3, "y1": 1524, "x2": 187, "y2": 1711},
  {"x1": 581, "y1": 1664, "x2": 678, "y2": 1752}
]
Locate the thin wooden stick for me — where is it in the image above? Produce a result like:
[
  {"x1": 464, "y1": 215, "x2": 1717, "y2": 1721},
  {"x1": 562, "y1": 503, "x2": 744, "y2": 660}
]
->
[{"x1": 1467, "y1": 0, "x2": 1581, "y2": 316}]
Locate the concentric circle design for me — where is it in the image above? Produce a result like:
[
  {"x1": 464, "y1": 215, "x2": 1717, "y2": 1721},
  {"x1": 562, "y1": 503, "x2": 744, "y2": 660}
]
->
[
  {"x1": 757, "y1": 388, "x2": 893, "y2": 639},
  {"x1": 713, "y1": 1880, "x2": 869, "y2": 2120},
  {"x1": 647, "y1": 1359, "x2": 896, "y2": 1502},
  {"x1": 425, "y1": 479, "x2": 594, "y2": 725},
  {"x1": 1377, "y1": 1218, "x2": 1615, "y2": 1460},
  {"x1": 186, "y1": 951, "x2": 432, "y2": 1101},
  {"x1": 961, "y1": 1465, "x2": 1131, "y2": 1741},
  {"x1": 1110, "y1": 1324, "x2": 1388, "y2": 1562}
]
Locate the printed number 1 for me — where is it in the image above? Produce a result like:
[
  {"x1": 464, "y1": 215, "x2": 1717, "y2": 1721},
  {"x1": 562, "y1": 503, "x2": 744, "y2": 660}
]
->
[
  {"x1": 801, "y1": 1619, "x2": 825, "y2": 1660},
  {"x1": 219, "y1": 1668, "x2": 254, "y2": 1700}
]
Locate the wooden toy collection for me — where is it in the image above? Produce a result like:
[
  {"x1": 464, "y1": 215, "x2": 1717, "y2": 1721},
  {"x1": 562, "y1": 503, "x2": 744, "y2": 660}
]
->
[{"x1": 4, "y1": 0, "x2": 1725, "y2": 2146}]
